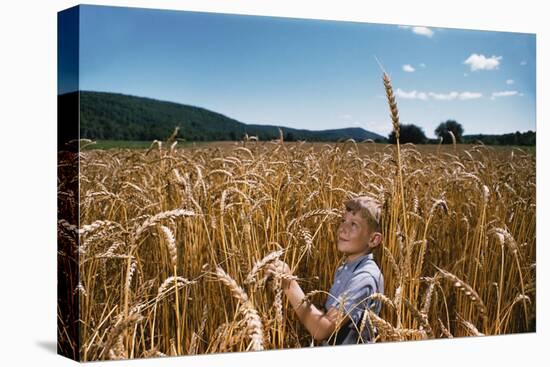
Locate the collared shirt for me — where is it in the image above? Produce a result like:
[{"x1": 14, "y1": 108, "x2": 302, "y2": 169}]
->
[{"x1": 322, "y1": 252, "x2": 384, "y2": 345}]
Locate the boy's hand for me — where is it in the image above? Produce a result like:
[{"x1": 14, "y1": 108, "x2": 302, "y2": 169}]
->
[
  {"x1": 265, "y1": 260, "x2": 293, "y2": 288},
  {"x1": 325, "y1": 307, "x2": 346, "y2": 326}
]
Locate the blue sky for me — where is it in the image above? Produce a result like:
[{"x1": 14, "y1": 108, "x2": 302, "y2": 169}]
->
[{"x1": 70, "y1": 5, "x2": 536, "y2": 138}]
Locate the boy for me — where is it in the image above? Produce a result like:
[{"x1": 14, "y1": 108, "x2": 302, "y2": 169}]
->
[{"x1": 266, "y1": 196, "x2": 384, "y2": 345}]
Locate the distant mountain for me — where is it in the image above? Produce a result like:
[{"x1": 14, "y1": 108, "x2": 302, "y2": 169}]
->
[{"x1": 68, "y1": 91, "x2": 386, "y2": 142}]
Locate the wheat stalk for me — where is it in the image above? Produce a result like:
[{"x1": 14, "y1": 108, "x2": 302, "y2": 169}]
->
[
  {"x1": 134, "y1": 209, "x2": 196, "y2": 239},
  {"x1": 245, "y1": 250, "x2": 284, "y2": 284},
  {"x1": 160, "y1": 225, "x2": 178, "y2": 269},
  {"x1": 215, "y1": 267, "x2": 264, "y2": 351}
]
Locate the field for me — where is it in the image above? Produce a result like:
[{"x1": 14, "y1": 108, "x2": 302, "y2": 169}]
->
[
  {"x1": 81, "y1": 140, "x2": 216, "y2": 150},
  {"x1": 57, "y1": 138, "x2": 535, "y2": 360}
]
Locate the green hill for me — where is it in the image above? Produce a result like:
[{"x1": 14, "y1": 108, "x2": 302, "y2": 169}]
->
[{"x1": 70, "y1": 91, "x2": 386, "y2": 142}]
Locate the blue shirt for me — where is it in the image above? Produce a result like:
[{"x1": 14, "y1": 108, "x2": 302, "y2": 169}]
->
[{"x1": 322, "y1": 253, "x2": 384, "y2": 345}]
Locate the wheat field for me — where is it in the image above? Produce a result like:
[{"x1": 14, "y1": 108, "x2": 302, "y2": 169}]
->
[
  {"x1": 57, "y1": 134, "x2": 535, "y2": 360},
  {"x1": 57, "y1": 74, "x2": 535, "y2": 361}
]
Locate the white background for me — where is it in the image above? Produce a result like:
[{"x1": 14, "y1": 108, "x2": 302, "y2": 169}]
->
[{"x1": 0, "y1": 0, "x2": 546, "y2": 366}]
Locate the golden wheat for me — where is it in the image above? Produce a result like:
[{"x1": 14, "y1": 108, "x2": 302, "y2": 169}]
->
[{"x1": 64, "y1": 124, "x2": 535, "y2": 360}]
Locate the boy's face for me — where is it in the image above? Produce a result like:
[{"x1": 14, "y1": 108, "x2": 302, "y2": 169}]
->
[{"x1": 337, "y1": 210, "x2": 373, "y2": 256}]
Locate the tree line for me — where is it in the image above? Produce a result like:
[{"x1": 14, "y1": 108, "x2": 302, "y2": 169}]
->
[{"x1": 388, "y1": 120, "x2": 535, "y2": 146}]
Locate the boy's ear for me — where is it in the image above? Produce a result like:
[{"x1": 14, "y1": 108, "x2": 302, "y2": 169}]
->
[{"x1": 367, "y1": 231, "x2": 382, "y2": 249}]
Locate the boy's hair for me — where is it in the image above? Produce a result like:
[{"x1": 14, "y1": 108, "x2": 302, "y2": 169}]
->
[{"x1": 344, "y1": 196, "x2": 382, "y2": 234}]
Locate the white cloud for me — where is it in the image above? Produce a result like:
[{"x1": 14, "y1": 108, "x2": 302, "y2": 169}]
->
[
  {"x1": 506, "y1": 79, "x2": 515, "y2": 85},
  {"x1": 402, "y1": 64, "x2": 416, "y2": 72},
  {"x1": 396, "y1": 88, "x2": 419, "y2": 99},
  {"x1": 491, "y1": 90, "x2": 519, "y2": 100},
  {"x1": 396, "y1": 88, "x2": 481, "y2": 101},
  {"x1": 412, "y1": 26, "x2": 434, "y2": 37},
  {"x1": 493, "y1": 91, "x2": 518, "y2": 97},
  {"x1": 429, "y1": 91, "x2": 459, "y2": 100},
  {"x1": 463, "y1": 54, "x2": 502, "y2": 71},
  {"x1": 395, "y1": 89, "x2": 427, "y2": 101},
  {"x1": 397, "y1": 25, "x2": 434, "y2": 37},
  {"x1": 459, "y1": 92, "x2": 483, "y2": 100},
  {"x1": 417, "y1": 92, "x2": 428, "y2": 101}
]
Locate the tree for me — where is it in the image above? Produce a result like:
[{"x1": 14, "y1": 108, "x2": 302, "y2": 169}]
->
[
  {"x1": 435, "y1": 120, "x2": 464, "y2": 144},
  {"x1": 285, "y1": 131, "x2": 296, "y2": 141},
  {"x1": 388, "y1": 123, "x2": 427, "y2": 144}
]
